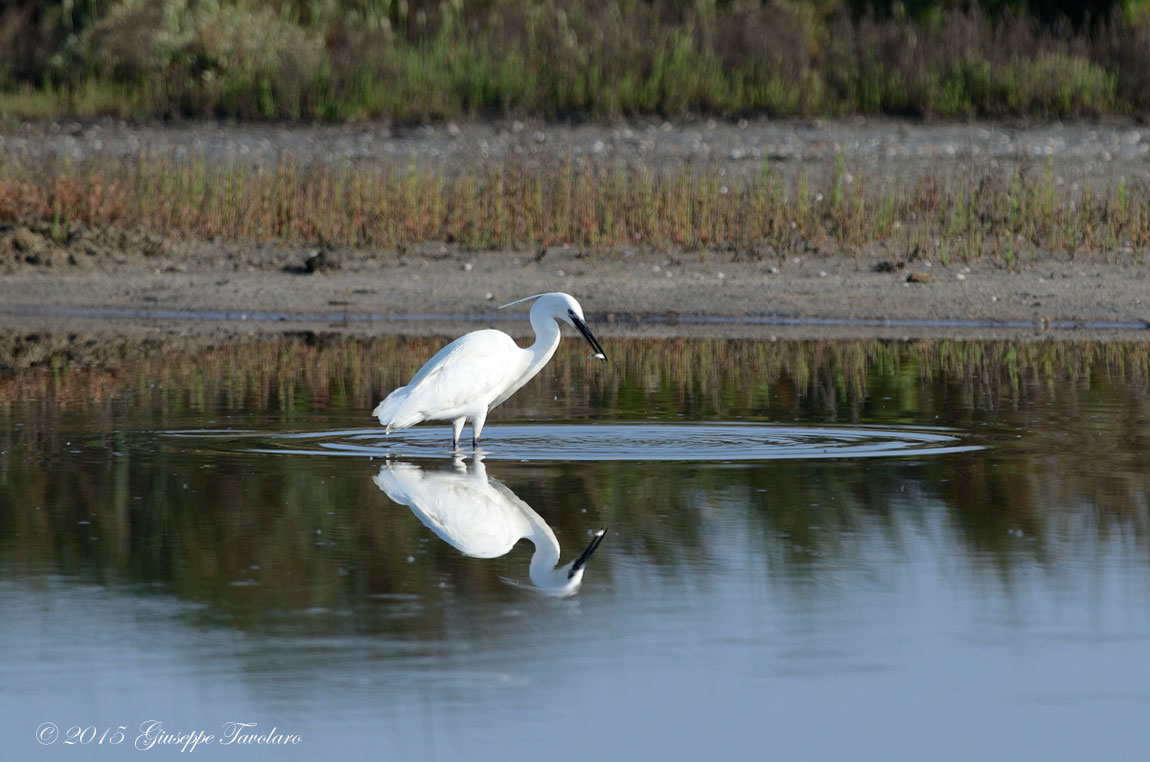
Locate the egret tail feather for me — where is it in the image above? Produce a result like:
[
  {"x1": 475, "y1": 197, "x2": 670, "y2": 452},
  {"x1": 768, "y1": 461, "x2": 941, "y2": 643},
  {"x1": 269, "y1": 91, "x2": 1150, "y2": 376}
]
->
[{"x1": 373, "y1": 386, "x2": 421, "y2": 429}]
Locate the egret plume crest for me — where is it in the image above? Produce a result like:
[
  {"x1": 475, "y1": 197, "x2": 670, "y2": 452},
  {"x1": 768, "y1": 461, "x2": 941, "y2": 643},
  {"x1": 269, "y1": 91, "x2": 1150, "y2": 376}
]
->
[{"x1": 498, "y1": 293, "x2": 551, "y2": 310}]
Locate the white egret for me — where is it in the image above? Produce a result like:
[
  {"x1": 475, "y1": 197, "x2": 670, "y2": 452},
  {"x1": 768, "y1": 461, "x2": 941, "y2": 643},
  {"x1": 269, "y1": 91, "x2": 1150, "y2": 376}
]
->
[
  {"x1": 373, "y1": 292, "x2": 606, "y2": 450},
  {"x1": 373, "y1": 457, "x2": 607, "y2": 596}
]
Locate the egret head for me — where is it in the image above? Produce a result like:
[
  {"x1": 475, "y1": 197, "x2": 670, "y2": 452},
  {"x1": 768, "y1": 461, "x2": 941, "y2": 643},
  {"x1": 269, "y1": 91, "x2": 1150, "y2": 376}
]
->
[
  {"x1": 524, "y1": 527, "x2": 609, "y2": 598},
  {"x1": 499, "y1": 292, "x2": 607, "y2": 362},
  {"x1": 549, "y1": 292, "x2": 585, "y2": 327}
]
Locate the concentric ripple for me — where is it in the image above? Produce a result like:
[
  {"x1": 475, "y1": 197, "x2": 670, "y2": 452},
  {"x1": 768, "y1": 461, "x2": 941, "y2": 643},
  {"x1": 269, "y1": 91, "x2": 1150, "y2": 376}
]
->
[{"x1": 166, "y1": 423, "x2": 983, "y2": 461}]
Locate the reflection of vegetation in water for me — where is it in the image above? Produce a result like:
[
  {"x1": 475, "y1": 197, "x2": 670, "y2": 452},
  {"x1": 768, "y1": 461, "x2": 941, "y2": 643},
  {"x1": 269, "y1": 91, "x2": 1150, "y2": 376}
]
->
[
  {"x1": 1, "y1": 334, "x2": 1149, "y2": 631},
  {"x1": 4, "y1": 332, "x2": 1148, "y2": 415}
]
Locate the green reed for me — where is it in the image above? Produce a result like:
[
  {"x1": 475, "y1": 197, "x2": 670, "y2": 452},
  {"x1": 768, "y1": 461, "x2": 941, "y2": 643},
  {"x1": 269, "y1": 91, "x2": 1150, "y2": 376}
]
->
[{"x1": 2, "y1": 150, "x2": 1148, "y2": 263}]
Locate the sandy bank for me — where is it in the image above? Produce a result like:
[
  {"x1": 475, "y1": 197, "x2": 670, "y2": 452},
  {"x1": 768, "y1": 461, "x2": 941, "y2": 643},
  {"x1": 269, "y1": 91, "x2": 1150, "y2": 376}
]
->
[
  {"x1": 2, "y1": 119, "x2": 1148, "y2": 344},
  {"x1": 1, "y1": 241, "x2": 1147, "y2": 343}
]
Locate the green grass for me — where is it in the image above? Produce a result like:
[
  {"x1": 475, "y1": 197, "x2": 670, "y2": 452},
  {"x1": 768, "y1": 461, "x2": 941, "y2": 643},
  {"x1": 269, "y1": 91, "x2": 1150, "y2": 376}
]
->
[
  {"x1": 2, "y1": 0, "x2": 1149, "y2": 122},
  {"x1": 2, "y1": 149, "x2": 1147, "y2": 263}
]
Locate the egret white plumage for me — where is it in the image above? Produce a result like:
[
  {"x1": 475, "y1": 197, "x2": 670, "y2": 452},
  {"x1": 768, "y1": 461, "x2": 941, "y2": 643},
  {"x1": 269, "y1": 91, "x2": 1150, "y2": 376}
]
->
[
  {"x1": 373, "y1": 457, "x2": 607, "y2": 596},
  {"x1": 372, "y1": 292, "x2": 606, "y2": 449}
]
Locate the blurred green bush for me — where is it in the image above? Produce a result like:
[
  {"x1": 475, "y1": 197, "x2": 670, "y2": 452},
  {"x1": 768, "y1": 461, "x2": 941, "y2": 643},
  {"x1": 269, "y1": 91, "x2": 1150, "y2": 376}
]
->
[{"x1": 1, "y1": 0, "x2": 1147, "y2": 120}]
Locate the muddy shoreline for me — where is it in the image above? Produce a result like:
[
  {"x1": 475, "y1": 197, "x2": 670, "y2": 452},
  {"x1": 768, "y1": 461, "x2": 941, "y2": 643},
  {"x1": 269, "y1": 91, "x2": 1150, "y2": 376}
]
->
[
  {"x1": 1, "y1": 241, "x2": 1147, "y2": 346},
  {"x1": 2, "y1": 119, "x2": 1148, "y2": 347}
]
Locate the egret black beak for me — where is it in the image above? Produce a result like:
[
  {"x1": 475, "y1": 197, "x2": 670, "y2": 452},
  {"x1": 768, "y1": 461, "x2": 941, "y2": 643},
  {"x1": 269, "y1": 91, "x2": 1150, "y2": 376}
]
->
[
  {"x1": 572, "y1": 317, "x2": 607, "y2": 362},
  {"x1": 568, "y1": 527, "x2": 608, "y2": 579}
]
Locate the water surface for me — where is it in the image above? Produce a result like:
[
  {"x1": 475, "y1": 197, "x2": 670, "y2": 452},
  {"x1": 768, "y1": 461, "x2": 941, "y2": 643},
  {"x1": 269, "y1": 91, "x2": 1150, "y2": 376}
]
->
[{"x1": 2, "y1": 334, "x2": 1149, "y2": 760}]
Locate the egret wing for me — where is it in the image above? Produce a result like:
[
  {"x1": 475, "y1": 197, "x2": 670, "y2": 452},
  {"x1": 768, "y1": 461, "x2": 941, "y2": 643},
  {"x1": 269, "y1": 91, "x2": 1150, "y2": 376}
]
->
[{"x1": 402, "y1": 330, "x2": 524, "y2": 414}]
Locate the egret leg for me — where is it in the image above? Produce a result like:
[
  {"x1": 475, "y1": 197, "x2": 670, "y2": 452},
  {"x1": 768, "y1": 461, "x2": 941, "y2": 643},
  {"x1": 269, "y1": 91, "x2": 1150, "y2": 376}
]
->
[
  {"x1": 471, "y1": 409, "x2": 489, "y2": 450},
  {"x1": 451, "y1": 418, "x2": 465, "y2": 450}
]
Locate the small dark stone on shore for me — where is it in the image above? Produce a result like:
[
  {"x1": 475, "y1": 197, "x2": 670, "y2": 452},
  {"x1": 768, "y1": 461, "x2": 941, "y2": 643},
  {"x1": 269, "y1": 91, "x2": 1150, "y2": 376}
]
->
[{"x1": 285, "y1": 248, "x2": 341, "y2": 274}]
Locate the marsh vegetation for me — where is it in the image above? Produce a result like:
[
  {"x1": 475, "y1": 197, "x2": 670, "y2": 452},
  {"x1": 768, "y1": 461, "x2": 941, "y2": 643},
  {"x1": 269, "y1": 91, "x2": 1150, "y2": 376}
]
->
[
  {"x1": 2, "y1": 0, "x2": 1150, "y2": 122},
  {"x1": 2, "y1": 144, "x2": 1147, "y2": 266}
]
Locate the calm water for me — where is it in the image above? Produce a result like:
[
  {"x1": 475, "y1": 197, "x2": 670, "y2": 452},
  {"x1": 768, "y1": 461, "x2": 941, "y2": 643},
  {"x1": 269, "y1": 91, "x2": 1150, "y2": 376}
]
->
[{"x1": 3, "y1": 332, "x2": 1150, "y2": 760}]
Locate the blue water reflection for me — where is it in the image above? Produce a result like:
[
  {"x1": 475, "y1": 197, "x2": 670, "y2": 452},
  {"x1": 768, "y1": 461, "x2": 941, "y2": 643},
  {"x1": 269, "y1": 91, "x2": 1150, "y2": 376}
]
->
[
  {"x1": 2, "y1": 334, "x2": 1150, "y2": 760},
  {"x1": 233, "y1": 421, "x2": 984, "y2": 460}
]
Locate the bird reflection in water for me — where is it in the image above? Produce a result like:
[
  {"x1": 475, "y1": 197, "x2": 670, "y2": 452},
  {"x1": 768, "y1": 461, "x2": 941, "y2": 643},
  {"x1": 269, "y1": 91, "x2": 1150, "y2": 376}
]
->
[{"x1": 373, "y1": 457, "x2": 607, "y2": 597}]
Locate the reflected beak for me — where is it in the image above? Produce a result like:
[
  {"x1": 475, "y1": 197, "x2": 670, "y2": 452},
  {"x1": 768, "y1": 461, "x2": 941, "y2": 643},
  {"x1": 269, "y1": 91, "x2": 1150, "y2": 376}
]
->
[
  {"x1": 568, "y1": 527, "x2": 608, "y2": 579},
  {"x1": 572, "y1": 317, "x2": 607, "y2": 362}
]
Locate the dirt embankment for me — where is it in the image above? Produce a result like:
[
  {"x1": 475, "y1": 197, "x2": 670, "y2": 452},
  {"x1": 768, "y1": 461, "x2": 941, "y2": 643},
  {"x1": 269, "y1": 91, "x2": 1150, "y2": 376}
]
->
[
  {"x1": 1, "y1": 224, "x2": 1147, "y2": 341},
  {"x1": 2, "y1": 120, "x2": 1148, "y2": 342}
]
